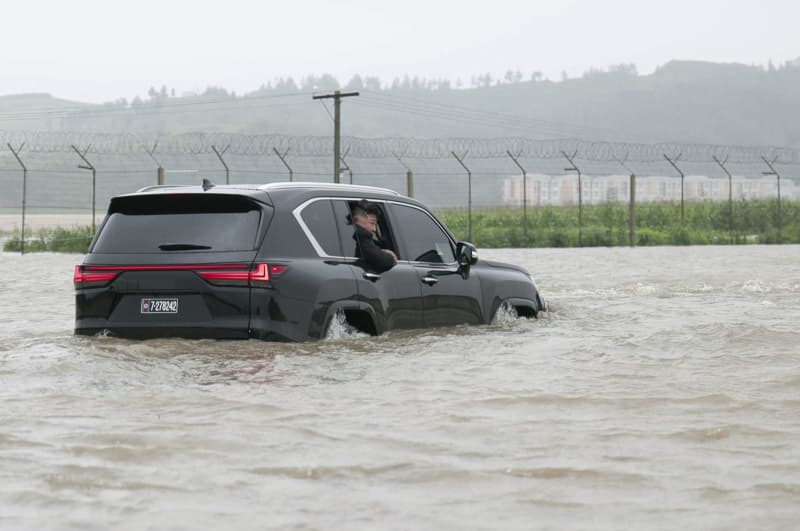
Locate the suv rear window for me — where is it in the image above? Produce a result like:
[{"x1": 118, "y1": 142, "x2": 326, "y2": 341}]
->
[{"x1": 92, "y1": 194, "x2": 268, "y2": 253}]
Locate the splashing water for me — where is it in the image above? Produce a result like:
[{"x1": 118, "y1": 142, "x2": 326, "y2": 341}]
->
[
  {"x1": 324, "y1": 308, "x2": 368, "y2": 340},
  {"x1": 491, "y1": 301, "x2": 519, "y2": 325}
]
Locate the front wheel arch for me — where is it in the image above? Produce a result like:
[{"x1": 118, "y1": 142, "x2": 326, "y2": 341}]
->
[
  {"x1": 491, "y1": 297, "x2": 540, "y2": 322},
  {"x1": 321, "y1": 301, "x2": 380, "y2": 339}
]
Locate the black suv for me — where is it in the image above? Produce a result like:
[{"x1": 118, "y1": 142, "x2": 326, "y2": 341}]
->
[{"x1": 74, "y1": 182, "x2": 545, "y2": 341}]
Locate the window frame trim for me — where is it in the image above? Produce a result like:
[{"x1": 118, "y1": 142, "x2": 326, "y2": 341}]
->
[
  {"x1": 292, "y1": 196, "x2": 459, "y2": 266},
  {"x1": 292, "y1": 197, "x2": 348, "y2": 259},
  {"x1": 291, "y1": 198, "x2": 343, "y2": 257},
  {"x1": 386, "y1": 202, "x2": 459, "y2": 266}
]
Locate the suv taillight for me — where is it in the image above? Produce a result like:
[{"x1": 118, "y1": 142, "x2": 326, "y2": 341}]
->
[
  {"x1": 73, "y1": 263, "x2": 287, "y2": 289},
  {"x1": 197, "y1": 263, "x2": 286, "y2": 287},
  {"x1": 73, "y1": 265, "x2": 118, "y2": 288}
]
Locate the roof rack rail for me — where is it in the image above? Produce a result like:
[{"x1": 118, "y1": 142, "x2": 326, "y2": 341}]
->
[
  {"x1": 257, "y1": 182, "x2": 401, "y2": 196},
  {"x1": 135, "y1": 184, "x2": 195, "y2": 193}
]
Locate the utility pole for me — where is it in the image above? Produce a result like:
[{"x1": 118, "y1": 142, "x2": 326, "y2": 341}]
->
[
  {"x1": 761, "y1": 155, "x2": 782, "y2": 243},
  {"x1": 712, "y1": 155, "x2": 734, "y2": 244},
  {"x1": 211, "y1": 145, "x2": 230, "y2": 184},
  {"x1": 273, "y1": 147, "x2": 293, "y2": 182},
  {"x1": 562, "y1": 150, "x2": 582, "y2": 246},
  {"x1": 507, "y1": 150, "x2": 528, "y2": 241},
  {"x1": 71, "y1": 144, "x2": 97, "y2": 234},
  {"x1": 7, "y1": 143, "x2": 27, "y2": 254},
  {"x1": 312, "y1": 90, "x2": 359, "y2": 183},
  {"x1": 664, "y1": 154, "x2": 685, "y2": 224}
]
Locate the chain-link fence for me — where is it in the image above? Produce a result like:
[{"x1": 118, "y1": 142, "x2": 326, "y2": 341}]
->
[{"x1": 2, "y1": 135, "x2": 798, "y2": 251}]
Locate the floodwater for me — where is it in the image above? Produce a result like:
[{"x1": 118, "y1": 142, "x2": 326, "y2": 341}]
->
[{"x1": 1, "y1": 246, "x2": 798, "y2": 530}]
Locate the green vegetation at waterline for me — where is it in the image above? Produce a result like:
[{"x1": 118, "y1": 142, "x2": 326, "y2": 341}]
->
[
  {"x1": 438, "y1": 199, "x2": 800, "y2": 248},
  {"x1": 3, "y1": 200, "x2": 798, "y2": 253},
  {"x1": 3, "y1": 226, "x2": 93, "y2": 253}
]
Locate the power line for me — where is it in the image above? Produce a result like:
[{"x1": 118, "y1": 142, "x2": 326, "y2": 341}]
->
[
  {"x1": 0, "y1": 88, "x2": 633, "y2": 140},
  {"x1": 357, "y1": 90, "x2": 627, "y2": 140},
  {"x1": 350, "y1": 98, "x2": 576, "y2": 139},
  {"x1": 317, "y1": 100, "x2": 335, "y2": 123},
  {"x1": 0, "y1": 91, "x2": 315, "y2": 121}
]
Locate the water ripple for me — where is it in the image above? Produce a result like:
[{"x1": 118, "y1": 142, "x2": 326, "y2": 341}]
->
[{"x1": 1, "y1": 246, "x2": 799, "y2": 529}]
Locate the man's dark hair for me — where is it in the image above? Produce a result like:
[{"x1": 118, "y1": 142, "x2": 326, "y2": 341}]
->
[{"x1": 353, "y1": 199, "x2": 380, "y2": 216}]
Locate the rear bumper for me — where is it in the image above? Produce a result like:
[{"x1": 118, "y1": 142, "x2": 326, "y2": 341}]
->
[{"x1": 74, "y1": 289, "x2": 321, "y2": 342}]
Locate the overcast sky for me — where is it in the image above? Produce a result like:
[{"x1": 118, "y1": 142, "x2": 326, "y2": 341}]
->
[{"x1": 1, "y1": 0, "x2": 798, "y2": 103}]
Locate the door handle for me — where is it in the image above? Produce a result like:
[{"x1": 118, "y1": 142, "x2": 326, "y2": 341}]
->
[
  {"x1": 421, "y1": 275, "x2": 439, "y2": 286},
  {"x1": 363, "y1": 272, "x2": 380, "y2": 282}
]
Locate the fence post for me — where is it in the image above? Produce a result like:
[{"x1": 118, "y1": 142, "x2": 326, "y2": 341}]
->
[
  {"x1": 629, "y1": 173, "x2": 636, "y2": 247},
  {"x1": 393, "y1": 152, "x2": 414, "y2": 197},
  {"x1": 712, "y1": 155, "x2": 734, "y2": 244},
  {"x1": 211, "y1": 144, "x2": 230, "y2": 184},
  {"x1": 761, "y1": 155, "x2": 782, "y2": 243},
  {"x1": 145, "y1": 143, "x2": 165, "y2": 185},
  {"x1": 562, "y1": 151, "x2": 582, "y2": 246},
  {"x1": 613, "y1": 155, "x2": 636, "y2": 247},
  {"x1": 451, "y1": 151, "x2": 472, "y2": 242},
  {"x1": 664, "y1": 154, "x2": 685, "y2": 224},
  {"x1": 7, "y1": 143, "x2": 27, "y2": 254},
  {"x1": 273, "y1": 147, "x2": 293, "y2": 182},
  {"x1": 340, "y1": 147, "x2": 353, "y2": 184},
  {"x1": 507, "y1": 150, "x2": 528, "y2": 242},
  {"x1": 71, "y1": 144, "x2": 97, "y2": 234}
]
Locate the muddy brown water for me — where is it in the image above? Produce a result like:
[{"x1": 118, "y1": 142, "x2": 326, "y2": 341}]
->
[{"x1": 1, "y1": 246, "x2": 798, "y2": 530}]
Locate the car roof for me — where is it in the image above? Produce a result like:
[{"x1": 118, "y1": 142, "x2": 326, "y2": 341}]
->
[{"x1": 129, "y1": 181, "x2": 410, "y2": 208}]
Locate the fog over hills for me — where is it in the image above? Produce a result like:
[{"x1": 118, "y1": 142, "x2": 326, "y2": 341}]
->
[{"x1": 2, "y1": 59, "x2": 799, "y2": 147}]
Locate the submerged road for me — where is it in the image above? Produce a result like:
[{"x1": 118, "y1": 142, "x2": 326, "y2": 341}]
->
[{"x1": 1, "y1": 245, "x2": 798, "y2": 530}]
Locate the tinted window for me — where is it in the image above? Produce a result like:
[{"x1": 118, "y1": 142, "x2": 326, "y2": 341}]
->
[
  {"x1": 299, "y1": 200, "x2": 341, "y2": 256},
  {"x1": 391, "y1": 205, "x2": 455, "y2": 263},
  {"x1": 93, "y1": 194, "x2": 265, "y2": 253},
  {"x1": 332, "y1": 200, "x2": 360, "y2": 258},
  {"x1": 331, "y1": 199, "x2": 398, "y2": 259}
]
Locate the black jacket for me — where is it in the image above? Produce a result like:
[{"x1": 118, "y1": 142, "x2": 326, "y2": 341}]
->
[{"x1": 353, "y1": 225, "x2": 396, "y2": 273}]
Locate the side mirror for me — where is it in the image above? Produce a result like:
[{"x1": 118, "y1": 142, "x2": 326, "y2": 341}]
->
[{"x1": 456, "y1": 242, "x2": 478, "y2": 268}]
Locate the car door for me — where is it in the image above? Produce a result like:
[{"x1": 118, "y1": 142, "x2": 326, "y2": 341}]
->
[
  {"x1": 331, "y1": 199, "x2": 423, "y2": 332},
  {"x1": 272, "y1": 197, "x2": 361, "y2": 338},
  {"x1": 387, "y1": 203, "x2": 484, "y2": 328}
]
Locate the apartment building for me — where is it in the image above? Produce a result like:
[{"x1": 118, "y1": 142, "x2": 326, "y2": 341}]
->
[{"x1": 503, "y1": 174, "x2": 796, "y2": 206}]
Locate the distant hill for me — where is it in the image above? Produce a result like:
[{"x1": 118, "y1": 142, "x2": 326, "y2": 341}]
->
[
  {"x1": 2, "y1": 59, "x2": 799, "y2": 147},
  {"x1": 0, "y1": 93, "x2": 91, "y2": 131}
]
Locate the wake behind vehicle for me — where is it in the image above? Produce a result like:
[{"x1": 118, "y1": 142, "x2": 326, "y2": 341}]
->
[{"x1": 74, "y1": 182, "x2": 545, "y2": 341}]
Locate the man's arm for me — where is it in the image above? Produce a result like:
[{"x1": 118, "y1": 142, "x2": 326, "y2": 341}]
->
[{"x1": 354, "y1": 226, "x2": 396, "y2": 273}]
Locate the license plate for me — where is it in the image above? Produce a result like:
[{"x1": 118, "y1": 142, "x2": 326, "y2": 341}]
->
[{"x1": 140, "y1": 298, "x2": 179, "y2": 314}]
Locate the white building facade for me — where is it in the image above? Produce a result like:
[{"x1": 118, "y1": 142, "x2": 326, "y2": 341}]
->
[{"x1": 503, "y1": 174, "x2": 798, "y2": 206}]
